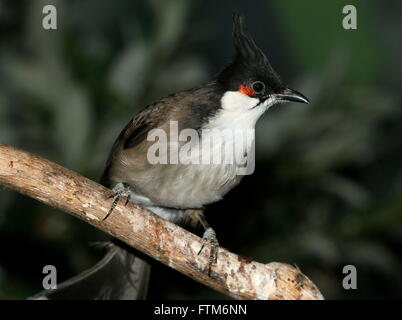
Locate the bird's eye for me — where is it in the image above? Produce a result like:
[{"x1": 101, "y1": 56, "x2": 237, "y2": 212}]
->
[{"x1": 252, "y1": 81, "x2": 265, "y2": 94}]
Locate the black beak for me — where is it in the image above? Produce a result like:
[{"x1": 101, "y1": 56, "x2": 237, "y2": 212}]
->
[{"x1": 274, "y1": 88, "x2": 310, "y2": 104}]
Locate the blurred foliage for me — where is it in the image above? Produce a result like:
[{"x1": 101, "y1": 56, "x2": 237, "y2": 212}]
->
[{"x1": 0, "y1": 0, "x2": 401, "y2": 299}]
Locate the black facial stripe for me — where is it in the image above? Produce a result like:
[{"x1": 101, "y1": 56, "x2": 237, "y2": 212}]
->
[{"x1": 250, "y1": 100, "x2": 263, "y2": 110}]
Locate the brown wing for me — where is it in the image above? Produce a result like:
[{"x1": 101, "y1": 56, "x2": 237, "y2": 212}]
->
[
  {"x1": 100, "y1": 90, "x2": 193, "y2": 188},
  {"x1": 101, "y1": 84, "x2": 220, "y2": 194},
  {"x1": 101, "y1": 104, "x2": 167, "y2": 187}
]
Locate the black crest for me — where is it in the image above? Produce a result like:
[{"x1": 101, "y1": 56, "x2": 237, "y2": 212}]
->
[
  {"x1": 217, "y1": 14, "x2": 284, "y2": 94},
  {"x1": 232, "y1": 14, "x2": 268, "y2": 65}
]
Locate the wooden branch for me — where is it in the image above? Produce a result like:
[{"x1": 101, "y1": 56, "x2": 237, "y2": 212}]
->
[{"x1": 0, "y1": 144, "x2": 324, "y2": 300}]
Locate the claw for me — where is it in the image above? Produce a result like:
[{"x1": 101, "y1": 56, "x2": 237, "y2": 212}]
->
[
  {"x1": 124, "y1": 195, "x2": 131, "y2": 206},
  {"x1": 103, "y1": 182, "x2": 132, "y2": 221},
  {"x1": 198, "y1": 228, "x2": 219, "y2": 276}
]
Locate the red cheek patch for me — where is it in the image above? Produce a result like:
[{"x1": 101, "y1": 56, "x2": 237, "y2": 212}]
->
[{"x1": 239, "y1": 84, "x2": 256, "y2": 97}]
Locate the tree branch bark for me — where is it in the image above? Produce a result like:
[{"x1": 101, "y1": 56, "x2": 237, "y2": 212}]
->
[{"x1": 0, "y1": 144, "x2": 324, "y2": 300}]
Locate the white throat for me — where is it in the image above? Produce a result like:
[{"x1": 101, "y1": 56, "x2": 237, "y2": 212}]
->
[
  {"x1": 206, "y1": 91, "x2": 276, "y2": 130},
  {"x1": 195, "y1": 90, "x2": 277, "y2": 177}
]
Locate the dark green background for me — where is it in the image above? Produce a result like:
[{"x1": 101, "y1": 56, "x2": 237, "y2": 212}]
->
[{"x1": 0, "y1": 0, "x2": 401, "y2": 299}]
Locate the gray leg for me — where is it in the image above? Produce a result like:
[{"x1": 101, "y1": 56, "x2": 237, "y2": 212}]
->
[
  {"x1": 103, "y1": 182, "x2": 132, "y2": 221},
  {"x1": 187, "y1": 210, "x2": 219, "y2": 276}
]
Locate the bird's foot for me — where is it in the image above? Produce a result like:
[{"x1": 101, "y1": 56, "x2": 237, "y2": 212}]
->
[
  {"x1": 198, "y1": 228, "x2": 219, "y2": 276},
  {"x1": 103, "y1": 182, "x2": 132, "y2": 221}
]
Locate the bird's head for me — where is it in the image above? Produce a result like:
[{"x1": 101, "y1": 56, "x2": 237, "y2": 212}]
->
[{"x1": 216, "y1": 14, "x2": 309, "y2": 114}]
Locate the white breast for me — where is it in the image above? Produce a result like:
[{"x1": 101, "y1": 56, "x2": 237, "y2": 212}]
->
[
  {"x1": 129, "y1": 91, "x2": 276, "y2": 210},
  {"x1": 159, "y1": 91, "x2": 275, "y2": 208}
]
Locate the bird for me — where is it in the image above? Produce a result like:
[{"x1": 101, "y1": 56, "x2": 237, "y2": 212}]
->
[{"x1": 30, "y1": 14, "x2": 309, "y2": 300}]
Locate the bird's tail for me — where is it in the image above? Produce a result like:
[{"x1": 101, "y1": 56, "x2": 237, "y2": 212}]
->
[{"x1": 29, "y1": 240, "x2": 151, "y2": 300}]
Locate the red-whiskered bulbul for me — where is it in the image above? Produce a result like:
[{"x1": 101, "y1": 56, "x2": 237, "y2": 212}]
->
[{"x1": 31, "y1": 14, "x2": 308, "y2": 300}]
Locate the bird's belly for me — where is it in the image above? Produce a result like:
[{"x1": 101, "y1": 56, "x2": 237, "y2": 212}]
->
[
  {"x1": 125, "y1": 131, "x2": 252, "y2": 209},
  {"x1": 132, "y1": 162, "x2": 242, "y2": 209}
]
